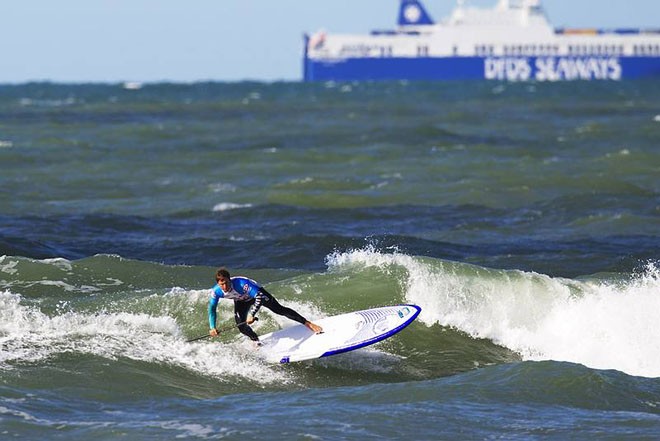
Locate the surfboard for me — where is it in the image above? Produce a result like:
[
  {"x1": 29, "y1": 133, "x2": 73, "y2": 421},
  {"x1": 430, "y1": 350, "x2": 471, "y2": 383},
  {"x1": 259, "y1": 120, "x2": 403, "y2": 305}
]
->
[{"x1": 258, "y1": 304, "x2": 421, "y2": 364}]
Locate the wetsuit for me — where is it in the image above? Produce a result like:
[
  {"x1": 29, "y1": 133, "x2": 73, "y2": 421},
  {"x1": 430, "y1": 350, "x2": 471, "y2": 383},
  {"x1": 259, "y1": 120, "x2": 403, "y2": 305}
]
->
[{"x1": 209, "y1": 276, "x2": 307, "y2": 341}]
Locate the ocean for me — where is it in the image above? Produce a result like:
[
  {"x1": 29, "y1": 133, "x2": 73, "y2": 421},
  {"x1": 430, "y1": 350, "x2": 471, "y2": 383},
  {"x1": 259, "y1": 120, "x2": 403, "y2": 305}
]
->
[{"x1": 1, "y1": 80, "x2": 659, "y2": 440}]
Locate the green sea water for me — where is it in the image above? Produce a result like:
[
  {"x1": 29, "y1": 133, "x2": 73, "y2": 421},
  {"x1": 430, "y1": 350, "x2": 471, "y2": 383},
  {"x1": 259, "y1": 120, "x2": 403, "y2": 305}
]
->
[{"x1": 1, "y1": 80, "x2": 659, "y2": 439}]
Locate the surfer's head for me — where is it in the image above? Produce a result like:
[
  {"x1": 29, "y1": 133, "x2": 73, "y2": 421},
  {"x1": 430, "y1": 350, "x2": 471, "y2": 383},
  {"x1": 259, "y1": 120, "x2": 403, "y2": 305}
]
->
[
  {"x1": 215, "y1": 267, "x2": 232, "y2": 291},
  {"x1": 215, "y1": 267, "x2": 231, "y2": 282}
]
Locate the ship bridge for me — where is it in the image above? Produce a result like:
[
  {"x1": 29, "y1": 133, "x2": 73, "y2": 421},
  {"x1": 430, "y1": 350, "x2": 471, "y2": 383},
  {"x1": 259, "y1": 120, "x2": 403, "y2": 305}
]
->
[{"x1": 446, "y1": 0, "x2": 550, "y2": 27}]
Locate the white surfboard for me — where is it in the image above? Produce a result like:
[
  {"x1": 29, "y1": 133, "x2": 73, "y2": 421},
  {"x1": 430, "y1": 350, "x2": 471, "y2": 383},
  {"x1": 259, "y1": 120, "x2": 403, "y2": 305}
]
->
[{"x1": 258, "y1": 304, "x2": 421, "y2": 364}]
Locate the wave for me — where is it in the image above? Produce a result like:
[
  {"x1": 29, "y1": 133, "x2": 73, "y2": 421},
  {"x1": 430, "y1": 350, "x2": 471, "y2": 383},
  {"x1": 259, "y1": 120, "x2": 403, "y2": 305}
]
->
[
  {"x1": 2, "y1": 251, "x2": 659, "y2": 382},
  {"x1": 327, "y1": 247, "x2": 660, "y2": 378},
  {"x1": 0, "y1": 287, "x2": 298, "y2": 390}
]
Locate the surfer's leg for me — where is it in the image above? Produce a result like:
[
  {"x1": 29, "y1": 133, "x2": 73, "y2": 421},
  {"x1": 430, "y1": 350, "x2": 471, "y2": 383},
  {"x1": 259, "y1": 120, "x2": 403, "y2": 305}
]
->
[
  {"x1": 259, "y1": 289, "x2": 323, "y2": 334},
  {"x1": 234, "y1": 300, "x2": 260, "y2": 341}
]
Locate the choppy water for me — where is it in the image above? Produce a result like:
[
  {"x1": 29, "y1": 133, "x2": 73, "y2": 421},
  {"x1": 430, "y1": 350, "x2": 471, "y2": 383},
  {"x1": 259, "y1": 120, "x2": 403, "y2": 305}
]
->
[{"x1": 1, "y1": 81, "x2": 659, "y2": 439}]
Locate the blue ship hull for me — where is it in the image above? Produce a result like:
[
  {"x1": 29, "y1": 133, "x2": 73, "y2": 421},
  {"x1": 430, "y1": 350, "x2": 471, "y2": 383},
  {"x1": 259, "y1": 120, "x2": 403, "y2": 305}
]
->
[{"x1": 304, "y1": 56, "x2": 660, "y2": 82}]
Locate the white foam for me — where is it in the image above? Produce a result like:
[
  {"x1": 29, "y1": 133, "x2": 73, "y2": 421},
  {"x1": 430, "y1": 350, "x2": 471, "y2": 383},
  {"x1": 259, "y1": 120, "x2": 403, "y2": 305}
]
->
[
  {"x1": 516, "y1": 264, "x2": 660, "y2": 377},
  {"x1": 0, "y1": 290, "x2": 291, "y2": 384},
  {"x1": 212, "y1": 202, "x2": 253, "y2": 212},
  {"x1": 0, "y1": 258, "x2": 19, "y2": 275},
  {"x1": 327, "y1": 248, "x2": 660, "y2": 378},
  {"x1": 41, "y1": 257, "x2": 73, "y2": 272}
]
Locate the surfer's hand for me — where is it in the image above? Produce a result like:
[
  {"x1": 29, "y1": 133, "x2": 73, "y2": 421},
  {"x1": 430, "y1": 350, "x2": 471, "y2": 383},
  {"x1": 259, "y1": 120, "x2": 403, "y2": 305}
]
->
[
  {"x1": 209, "y1": 328, "x2": 219, "y2": 337},
  {"x1": 246, "y1": 315, "x2": 256, "y2": 325}
]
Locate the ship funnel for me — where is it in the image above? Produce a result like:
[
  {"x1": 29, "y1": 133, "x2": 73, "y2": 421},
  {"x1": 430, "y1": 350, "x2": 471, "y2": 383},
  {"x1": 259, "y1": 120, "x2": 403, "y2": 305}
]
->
[{"x1": 398, "y1": 0, "x2": 435, "y2": 26}]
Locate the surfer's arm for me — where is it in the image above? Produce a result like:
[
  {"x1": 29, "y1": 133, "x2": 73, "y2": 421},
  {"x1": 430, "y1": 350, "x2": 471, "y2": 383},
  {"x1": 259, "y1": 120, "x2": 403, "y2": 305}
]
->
[{"x1": 208, "y1": 295, "x2": 219, "y2": 331}]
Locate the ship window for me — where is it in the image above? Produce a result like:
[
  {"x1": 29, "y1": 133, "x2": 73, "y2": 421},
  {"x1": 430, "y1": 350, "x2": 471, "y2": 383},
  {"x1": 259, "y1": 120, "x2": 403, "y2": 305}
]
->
[{"x1": 475, "y1": 45, "x2": 493, "y2": 56}]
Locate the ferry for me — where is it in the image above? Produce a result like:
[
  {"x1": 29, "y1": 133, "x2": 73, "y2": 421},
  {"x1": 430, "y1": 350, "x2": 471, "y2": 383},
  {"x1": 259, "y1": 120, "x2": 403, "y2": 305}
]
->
[{"x1": 303, "y1": 0, "x2": 660, "y2": 81}]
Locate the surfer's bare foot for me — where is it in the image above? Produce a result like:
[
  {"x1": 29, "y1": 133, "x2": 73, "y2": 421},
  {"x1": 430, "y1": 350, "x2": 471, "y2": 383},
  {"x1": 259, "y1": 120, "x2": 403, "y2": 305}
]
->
[{"x1": 305, "y1": 321, "x2": 323, "y2": 334}]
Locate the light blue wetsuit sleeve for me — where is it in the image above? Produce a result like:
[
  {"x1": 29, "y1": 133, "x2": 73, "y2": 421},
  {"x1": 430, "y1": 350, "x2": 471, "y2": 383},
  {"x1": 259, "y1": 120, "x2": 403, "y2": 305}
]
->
[{"x1": 208, "y1": 285, "x2": 223, "y2": 329}]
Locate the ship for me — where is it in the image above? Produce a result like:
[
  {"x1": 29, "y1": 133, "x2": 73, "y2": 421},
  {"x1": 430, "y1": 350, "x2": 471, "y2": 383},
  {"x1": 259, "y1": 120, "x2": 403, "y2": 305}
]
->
[{"x1": 303, "y1": 0, "x2": 660, "y2": 81}]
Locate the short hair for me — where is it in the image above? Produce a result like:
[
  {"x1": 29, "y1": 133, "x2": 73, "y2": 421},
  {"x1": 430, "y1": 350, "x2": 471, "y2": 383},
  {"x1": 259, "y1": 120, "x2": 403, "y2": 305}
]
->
[{"x1": 215, "y1": 267, "x2": 231, "y2": 282}]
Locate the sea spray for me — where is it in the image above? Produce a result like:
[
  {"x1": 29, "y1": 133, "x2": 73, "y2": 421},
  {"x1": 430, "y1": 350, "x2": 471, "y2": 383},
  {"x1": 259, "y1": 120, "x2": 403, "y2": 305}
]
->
[
  {"x1": 327, "y1": 248, "x2": 660, "y2": 377},
  {"x1": 520, "y1": 262, "x2": 660, "y2": 377},
  {"x1": 0, "y1": 290, "x2": 292, "y2": 384}
]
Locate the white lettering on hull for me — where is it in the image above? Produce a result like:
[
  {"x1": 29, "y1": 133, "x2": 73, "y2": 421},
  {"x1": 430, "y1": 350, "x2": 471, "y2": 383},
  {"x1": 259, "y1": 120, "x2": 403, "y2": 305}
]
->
[{"x1": 484, "y1": 57, "x2": 622, "y2": 81}]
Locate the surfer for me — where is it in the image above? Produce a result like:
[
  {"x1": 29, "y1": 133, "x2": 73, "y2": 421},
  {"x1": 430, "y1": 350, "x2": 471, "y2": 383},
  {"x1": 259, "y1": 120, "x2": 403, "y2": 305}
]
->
[{"x1": 209, "y1": 267, "x2": 323, "y2": 343}]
